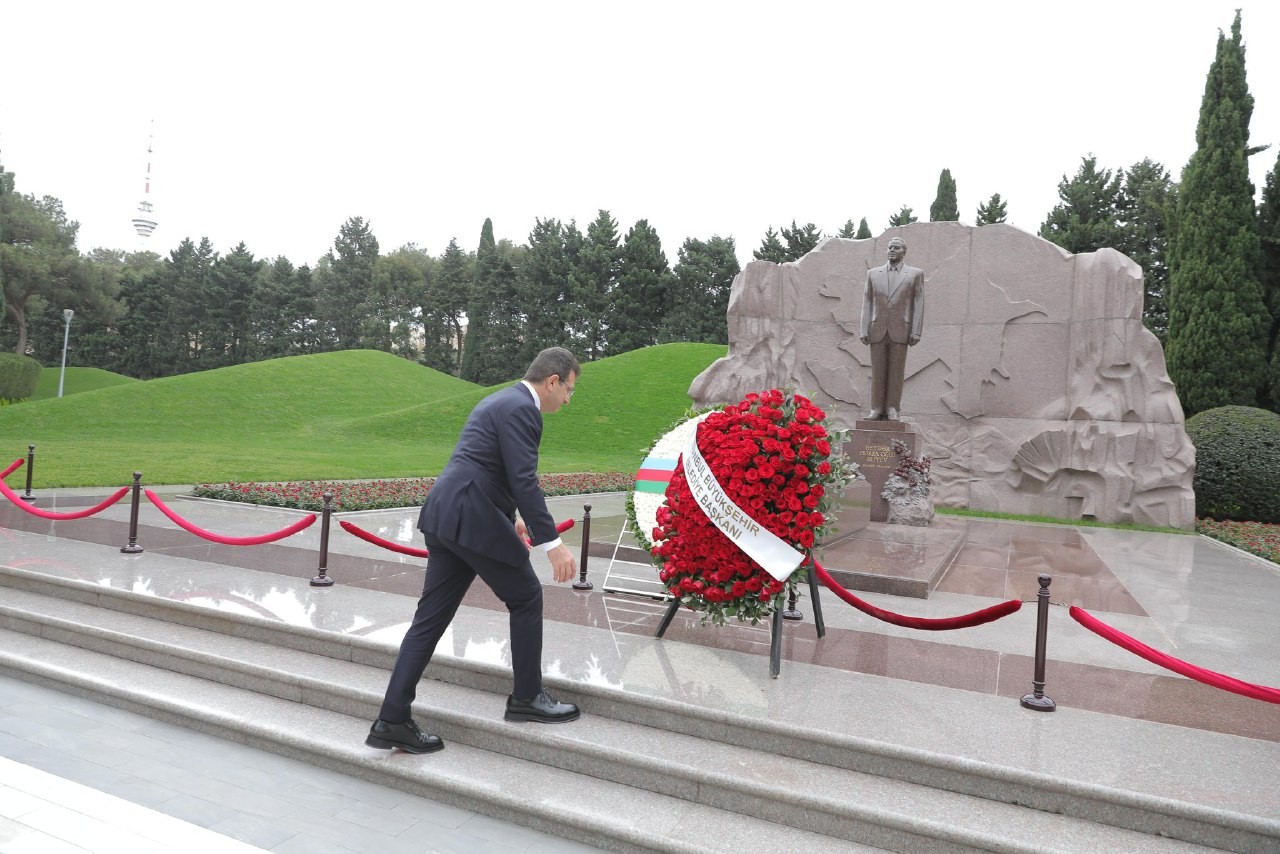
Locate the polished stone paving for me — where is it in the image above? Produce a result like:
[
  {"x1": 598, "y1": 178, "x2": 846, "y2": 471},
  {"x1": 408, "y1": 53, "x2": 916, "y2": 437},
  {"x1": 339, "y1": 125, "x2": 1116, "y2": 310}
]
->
[{"x1": 3, "y1": 486, "x2": 1280, "y2": 850}]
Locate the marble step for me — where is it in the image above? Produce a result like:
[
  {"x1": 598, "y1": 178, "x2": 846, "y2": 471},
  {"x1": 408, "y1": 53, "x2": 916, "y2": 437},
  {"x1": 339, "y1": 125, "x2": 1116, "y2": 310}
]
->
[
  {"x1": 0, "y1": 628, "x2": 885, "y2": 854},
  {"x1": 0, "y1": 576, "x2": 1258, "y2": 852}
]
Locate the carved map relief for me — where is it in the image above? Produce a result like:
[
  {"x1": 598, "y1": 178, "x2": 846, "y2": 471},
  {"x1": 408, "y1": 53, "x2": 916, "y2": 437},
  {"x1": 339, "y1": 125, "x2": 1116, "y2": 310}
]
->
[{"x1": 690, "y1": 223, "x2": 1195, "y2": 529}]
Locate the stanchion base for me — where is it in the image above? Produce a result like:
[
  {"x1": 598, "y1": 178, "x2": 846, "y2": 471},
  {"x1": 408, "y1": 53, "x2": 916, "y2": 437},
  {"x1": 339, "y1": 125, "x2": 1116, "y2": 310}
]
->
[
  {"x1": 1020, "y1": 693, "x2": 1056, "y2": 712},
  {"x1": 20, "y1": 495, "x2": 36, "y2": 503},
  {"x1": 572, "y1": 580, "x2": 594, "y2": 591},
  {"x1": 781, "y1": 608, "x2": 803, "y2": 621},
  {"x1": 310, "y1": 575, "x2": 335, "y2": 588},
  {"x1": 120, "y1": 545, "x2": 144, "y2": 554}
]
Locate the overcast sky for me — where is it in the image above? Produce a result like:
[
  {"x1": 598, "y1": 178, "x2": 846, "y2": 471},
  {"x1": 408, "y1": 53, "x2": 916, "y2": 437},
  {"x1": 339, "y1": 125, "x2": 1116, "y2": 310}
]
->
[{"x1": 3, "y1": 1, "x2": 1279, "y2": 269}]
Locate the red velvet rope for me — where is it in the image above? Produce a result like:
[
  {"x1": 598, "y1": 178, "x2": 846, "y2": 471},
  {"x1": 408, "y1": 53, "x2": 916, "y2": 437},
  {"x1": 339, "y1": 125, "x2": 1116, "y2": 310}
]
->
[
  {"x1": 0, "y1": 478, "x2": 130, "y2": 520},
  {"x1": 339, "y1": 517, "x2": 576, "y2": 559},
  {"x1": 1, "y1": 458, "x2": 23, "y2": 479},
  {"x1": 811, "y1": 558, "x2": 1022, "y2": 630},
  {"x1": 1069, "y1": 606, "x2": 1280, "y2": 705},
  {"x1": 339, "y1": 520, "x2": 429, "y2": 557},
  {"x1": 145, "y1": 489, "x2": 317, "y2": 545}
]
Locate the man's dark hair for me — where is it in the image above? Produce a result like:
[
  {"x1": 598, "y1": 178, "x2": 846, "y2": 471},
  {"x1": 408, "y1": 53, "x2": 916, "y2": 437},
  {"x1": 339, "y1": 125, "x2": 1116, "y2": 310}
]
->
[{"x1": 524, "y1": 347, "x2": 580, "y2": 383}]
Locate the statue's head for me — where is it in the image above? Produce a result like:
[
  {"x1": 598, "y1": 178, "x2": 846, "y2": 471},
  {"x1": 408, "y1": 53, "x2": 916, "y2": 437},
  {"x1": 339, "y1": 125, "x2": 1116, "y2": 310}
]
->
[{"x1": 887, "y1": 237, "x2": 907, "y2": 263}]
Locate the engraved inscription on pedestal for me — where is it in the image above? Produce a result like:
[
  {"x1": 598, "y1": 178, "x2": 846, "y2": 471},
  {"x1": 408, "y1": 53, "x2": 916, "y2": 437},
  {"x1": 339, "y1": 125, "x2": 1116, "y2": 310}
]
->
[{"x1": 843, "y1": 425, "x2": 920, "y2": 523}]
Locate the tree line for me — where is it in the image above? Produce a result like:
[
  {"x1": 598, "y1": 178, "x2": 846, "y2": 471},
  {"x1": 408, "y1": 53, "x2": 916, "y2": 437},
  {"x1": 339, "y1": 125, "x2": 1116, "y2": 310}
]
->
[{"x1": 2, "y1": 12, "x2": 1277, "y2": 414}]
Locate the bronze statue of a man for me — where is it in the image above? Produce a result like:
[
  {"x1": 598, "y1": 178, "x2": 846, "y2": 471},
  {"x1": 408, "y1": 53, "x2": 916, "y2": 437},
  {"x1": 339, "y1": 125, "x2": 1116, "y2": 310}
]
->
[{"x1": 859, "y1": 237, "x2": 924, "y2": 420}]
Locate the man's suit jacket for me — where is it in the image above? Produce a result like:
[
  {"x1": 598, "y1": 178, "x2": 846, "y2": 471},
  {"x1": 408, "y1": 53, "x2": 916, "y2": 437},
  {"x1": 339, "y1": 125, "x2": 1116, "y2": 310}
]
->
[
  {"x1": 417, "y1": 384, "x2": 558, "y2": 567},
  {"x1": 860, "y1": 263, "x2": 925, "y2": 345}
]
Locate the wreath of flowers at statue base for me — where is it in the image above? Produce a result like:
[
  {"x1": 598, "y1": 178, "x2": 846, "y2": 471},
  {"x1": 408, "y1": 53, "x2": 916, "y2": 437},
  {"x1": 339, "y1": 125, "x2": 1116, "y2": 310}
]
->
[{"x1": 629, "y1": 389, "x2": 856, "y2": 627}]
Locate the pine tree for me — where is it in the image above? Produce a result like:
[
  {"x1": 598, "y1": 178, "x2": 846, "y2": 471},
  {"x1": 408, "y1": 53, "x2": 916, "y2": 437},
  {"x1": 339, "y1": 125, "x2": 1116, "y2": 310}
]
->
[
  {"x1": 1039, "y1": 156, "x2": 1125, "y2": 253},
  {"x1": 606, "y1": 219, "x2": 673, "y2": 355},
  {"x1": 781, "y1": 220, "x2": 822, "y2": 260},
  {"x1": 0, "y1": 155, "x2": 9, "y2": 324},
  {"x1": 320, "y1": 217, "x2": 379, "y2": 350},
  {"x1": 660, "y1": 235, "x2": 739, "y2": 344},
  {"x1": 856, "y1": 218, "x2": 872, "y2": 239},
  {"x1": 206, "y1": 242, "x2": 261, "y2": 366},
  {"x1": 837, "y1": 219, "x2": 858, "y2": 239},
  {"x1": 434, "y1": 238, "x2": 472, "y2": 374},
  {"x1": 573, "y1": 210, "x2": 619, "y2": 361},
  {"x1": 1166, "y1": 11, "x2": 1270, "y2": 414},
  {"x1": 975, "y1": 193, "x2": 1008, "y2": 225},
  {"x1": 518, "y1": 217, "x2": 578, "y2": 363},
  {"x1": 1118, "y1": 160, "x2": 1177, "y2": 344},
  {"x1": 929, "y1": 169, "x2": 960, "y2": 221},
  {"x1": 753, "y1": 227, "x2": 787, "y2": 263},
  {"x1": 888, "y1": 206, "x2": 917, "y2": 226}
]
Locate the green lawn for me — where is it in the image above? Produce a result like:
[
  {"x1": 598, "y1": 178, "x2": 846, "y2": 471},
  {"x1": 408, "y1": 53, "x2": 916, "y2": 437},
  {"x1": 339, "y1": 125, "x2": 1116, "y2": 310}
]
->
[{"x1": 0, "y1": 345, "x2": 726, "y2": 487}]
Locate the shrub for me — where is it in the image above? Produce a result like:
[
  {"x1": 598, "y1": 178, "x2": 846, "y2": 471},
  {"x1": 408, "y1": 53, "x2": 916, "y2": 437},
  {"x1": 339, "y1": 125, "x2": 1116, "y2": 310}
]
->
[
  {"x1": 1186, "y1": 405, "x2": 1280, "y2": 523},
  {"x1": 0, "y1": 353, "x2": 41, "y2": 403}
]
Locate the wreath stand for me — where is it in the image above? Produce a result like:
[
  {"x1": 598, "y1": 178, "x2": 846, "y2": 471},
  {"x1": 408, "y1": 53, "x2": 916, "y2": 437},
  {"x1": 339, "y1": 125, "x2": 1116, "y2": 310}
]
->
[{"x1": 654, "y1": 565, "x2": 826, "y2": 678}]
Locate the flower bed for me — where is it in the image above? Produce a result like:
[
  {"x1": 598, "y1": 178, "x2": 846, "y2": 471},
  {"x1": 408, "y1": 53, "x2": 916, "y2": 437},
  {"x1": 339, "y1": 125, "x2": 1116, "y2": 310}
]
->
[
  {"x1": 644, "y1": 389, "x2": 857, "y2": 626},
  {"x1": 192, "y1": 472, "x2": 633, "y2": 513},
  {"x1": 1196, "y1": 518, "x2": 1280, "y2": 564}
]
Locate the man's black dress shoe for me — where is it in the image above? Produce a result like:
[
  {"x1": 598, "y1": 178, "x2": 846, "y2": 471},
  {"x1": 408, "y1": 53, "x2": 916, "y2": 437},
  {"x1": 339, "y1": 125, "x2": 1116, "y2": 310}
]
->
[
  {"x1": 504, "y1": 689, "x2": 580, "y2": 723},
  {"x1": 365, "y1": 718, "x2": 444, "y2": 753}
]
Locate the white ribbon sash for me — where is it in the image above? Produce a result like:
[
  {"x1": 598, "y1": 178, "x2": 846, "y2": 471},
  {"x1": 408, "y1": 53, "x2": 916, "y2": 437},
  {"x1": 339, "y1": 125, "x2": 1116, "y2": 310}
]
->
[{"x1": 683, "y1": 427, "x2": 805, "y2": 582}]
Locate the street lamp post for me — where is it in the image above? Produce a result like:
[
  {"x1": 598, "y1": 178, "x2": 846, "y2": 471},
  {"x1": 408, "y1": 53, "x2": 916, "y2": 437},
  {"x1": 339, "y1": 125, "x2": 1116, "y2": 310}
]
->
[{"x1": 58, "y1": 309, "x2": 74, "y2": 398}]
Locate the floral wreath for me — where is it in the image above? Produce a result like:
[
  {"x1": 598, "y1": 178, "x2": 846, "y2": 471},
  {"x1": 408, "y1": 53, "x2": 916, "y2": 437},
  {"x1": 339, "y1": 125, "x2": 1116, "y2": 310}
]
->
[{"x1": 629, "y1": 389, "x2": 857, "y2": 626}]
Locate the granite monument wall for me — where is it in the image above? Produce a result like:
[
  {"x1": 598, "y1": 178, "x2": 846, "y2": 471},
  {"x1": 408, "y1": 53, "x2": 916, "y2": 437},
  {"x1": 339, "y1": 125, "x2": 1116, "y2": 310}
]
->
[{"x1": 689, "y1": 222, "x2": 1195, "y2": 529}]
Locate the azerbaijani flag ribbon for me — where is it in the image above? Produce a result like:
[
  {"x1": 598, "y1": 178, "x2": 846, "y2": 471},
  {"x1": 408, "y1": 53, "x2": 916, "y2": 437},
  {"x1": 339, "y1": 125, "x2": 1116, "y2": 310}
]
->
[{"x1": 634, "y1": 455, "x2": 678, "y2": 494}]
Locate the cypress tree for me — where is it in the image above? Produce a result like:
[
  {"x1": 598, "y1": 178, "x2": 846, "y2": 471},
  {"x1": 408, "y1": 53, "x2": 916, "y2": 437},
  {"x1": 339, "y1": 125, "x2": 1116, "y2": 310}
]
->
[
  {"x1": 460, "y1": 217, "x2": 524, "y2": 384},
  {"x1": 1166, "y1": 12, "x2": 1270, "y2": 414},
  {"x1": 1259, "y1": 152, "x2": 1280, "y2": 407},
  {"x1": 855, "y1": 218, "x2": 872, "y2": 239},
  {"x1": 929, "y1": 168, "x2": 960, "y2": 221}
]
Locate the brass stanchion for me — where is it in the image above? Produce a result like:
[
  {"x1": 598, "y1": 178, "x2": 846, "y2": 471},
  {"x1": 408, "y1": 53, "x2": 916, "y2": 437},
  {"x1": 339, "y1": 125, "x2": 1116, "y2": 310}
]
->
[
  {"x1": 572, "y1": 503, "x2": 593, "y2": 590},
  {"x1": 311, "y1": 492, "x2": 335, "y2": 587},
  {"x1": 1020, "y1": 573, "x2": 1056, "y2": 711},
  {"x1": 21, "y1": 444, "x2": 36, "y2": 503},
  {"x1": 120, "y1": 472, "x2": 144, "y2": 554}
]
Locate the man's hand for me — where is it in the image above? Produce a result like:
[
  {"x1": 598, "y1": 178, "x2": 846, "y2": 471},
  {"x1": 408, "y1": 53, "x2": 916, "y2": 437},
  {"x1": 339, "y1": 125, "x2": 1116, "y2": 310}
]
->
[
  {"x1": 547, "y1": 543, "x2": 577, "y2": 583},
  {"x1": 860, "y1": 334, "x2": 869, "y2": 345},
  {"x1": 908, "y1": 334, "x2": 920, "y2": 346},
  {"x1": 515, "y1": 518, "x2": 530, "y2": 547}
]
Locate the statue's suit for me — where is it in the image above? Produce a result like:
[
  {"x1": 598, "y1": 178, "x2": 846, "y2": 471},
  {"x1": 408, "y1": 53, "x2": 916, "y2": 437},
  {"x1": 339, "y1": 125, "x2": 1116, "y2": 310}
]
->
[{"x1": 860, "y1": 261, "x2": 925, "y2": 416}]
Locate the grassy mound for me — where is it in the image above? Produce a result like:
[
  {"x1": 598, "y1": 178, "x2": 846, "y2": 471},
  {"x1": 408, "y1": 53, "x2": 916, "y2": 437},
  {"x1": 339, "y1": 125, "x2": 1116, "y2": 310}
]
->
[
  {"x1": 32, "y1": 367, "x2": 138, "y2": 400},
  {"x1": 0, "y1": 345, "x2": 726, "y2": 486}
]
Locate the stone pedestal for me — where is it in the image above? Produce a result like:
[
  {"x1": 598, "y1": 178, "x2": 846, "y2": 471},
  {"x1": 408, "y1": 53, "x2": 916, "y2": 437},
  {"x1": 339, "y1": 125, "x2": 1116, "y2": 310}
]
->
[
  {"x1": 842, "y1": 421, "x2": 920, "y2": 523},
  {"x1": 819, "y1": 479, "x2": 871, "y2": 546}
]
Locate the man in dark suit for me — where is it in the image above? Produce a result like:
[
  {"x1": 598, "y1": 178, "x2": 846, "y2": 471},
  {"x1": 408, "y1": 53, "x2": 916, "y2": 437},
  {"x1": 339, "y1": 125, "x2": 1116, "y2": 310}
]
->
[
  {"x1": 859, "y1": 236, "x2": 925, "y2": 420},
  {"x1": 366, "y1": 347, "x2": 582, "y2": 754}
]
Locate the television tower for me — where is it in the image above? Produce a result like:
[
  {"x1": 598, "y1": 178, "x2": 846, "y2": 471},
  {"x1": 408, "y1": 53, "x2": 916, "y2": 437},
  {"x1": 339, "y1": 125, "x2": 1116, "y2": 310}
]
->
[{"x1": 131, "y1": 122, "x2": 158, "y2": 240}]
